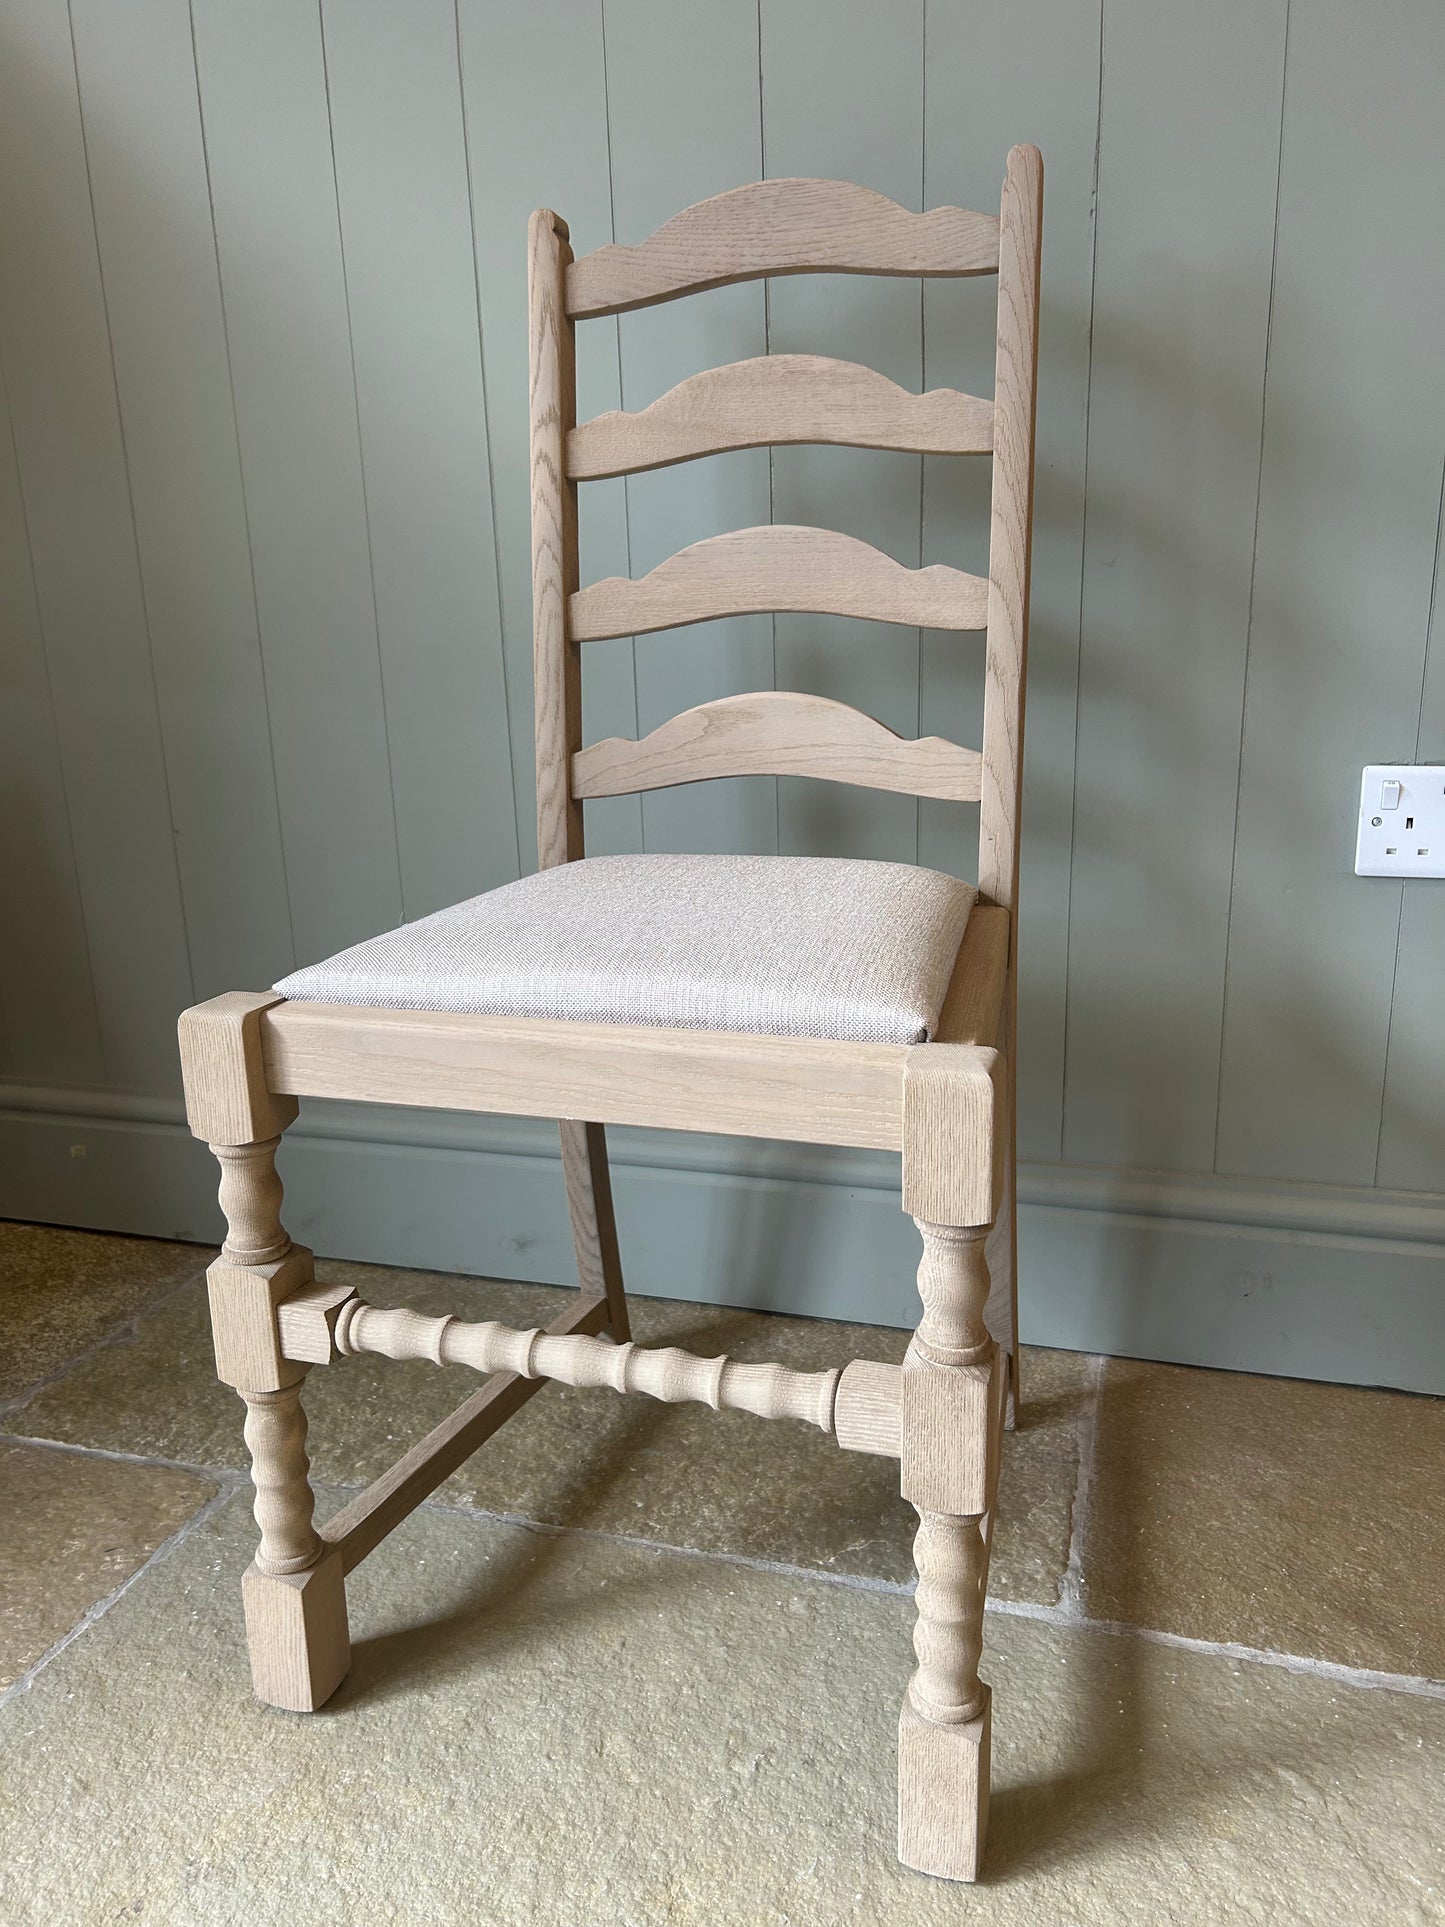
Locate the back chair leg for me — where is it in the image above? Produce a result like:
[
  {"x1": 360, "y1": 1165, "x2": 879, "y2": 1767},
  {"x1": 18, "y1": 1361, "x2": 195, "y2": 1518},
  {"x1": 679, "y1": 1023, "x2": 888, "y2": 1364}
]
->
[
  {"x1": 897, "y1": 1219, "x2": 1002, "y2": 1883},
  {"x1": 206, "y1": 1126, "x2": 349, "y2": 1712},
  {"x1": 559, "y1": 1118, "x2": 630, "y2": 1340}
]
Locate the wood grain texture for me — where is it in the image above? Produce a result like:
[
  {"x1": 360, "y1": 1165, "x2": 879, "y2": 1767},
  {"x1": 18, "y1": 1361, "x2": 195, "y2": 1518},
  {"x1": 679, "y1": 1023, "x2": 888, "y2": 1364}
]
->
[
  {"x1": 208, "y1": 1246, "x2": 314, "y2": 1391},
  {"x1": 558, "y1": 1118, "x2": 631, "y2": 1340},
  {"x1": 528, "y1": 207, "x2": 583, "y2": 870},
  {"x1": 900, "y1": 1044, "x2": 1000, "y2": 1226},
  {"x1": 572, "y1": 690, "x2": 981, "y2": 802},
  {"x1": 934, "y1": 905, "x2": 1010, "y2": 1049},
  {"x1": 241, "y1": 1547, "x2": 349, "y2": 1712},
  {"x1": 178, "y1": 991, "x2": 299, "y2": 1148},
  {"x1": 568, "y1": 355, "x2": 992, "y2": 478},
  {"x1": 571, "y1": 526, "x2": 988, "y2": 641},
  {"x1": 334, "y1": 1297, "x2": 844, "y2": 1431},
  {"x1": 261, "y1": 999, "x2": 908, "y2": 1149},
  {"x1": 977, "y1": 145, "x2": 1042, "y2": 922},
  {"x1": 898, "y1": 1689, "x2": 990, "y2": 1883},
  {"x1": 241, "y1": 1381, "x2": 322, "y2": 1575},
  {"x1": 567, "y1": 177, "x2": 999, "y2": 317},
  {"x1": 319, "y1": 1291, "x2": 612, "y2": 1573},
  {"x1": 898, "y1": 1212, "x2": 1004, "y2": 1882}
]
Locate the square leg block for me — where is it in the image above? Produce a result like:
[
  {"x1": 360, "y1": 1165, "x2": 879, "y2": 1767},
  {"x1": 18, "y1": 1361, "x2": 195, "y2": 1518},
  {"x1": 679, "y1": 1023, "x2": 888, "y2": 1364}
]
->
[
  {"x1": 242, "y1": 1547, "x2": 350, "y2": 1712},
  {"x1": 897, "y1": 1686, "x2": 991, "y2": 1883}
]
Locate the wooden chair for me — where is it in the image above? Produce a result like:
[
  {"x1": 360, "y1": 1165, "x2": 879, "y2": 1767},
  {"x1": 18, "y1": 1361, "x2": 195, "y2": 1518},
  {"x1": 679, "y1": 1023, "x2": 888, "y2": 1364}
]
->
[{"x1": 177, "y1": 147, "x2": 1042, "y2": 1884}]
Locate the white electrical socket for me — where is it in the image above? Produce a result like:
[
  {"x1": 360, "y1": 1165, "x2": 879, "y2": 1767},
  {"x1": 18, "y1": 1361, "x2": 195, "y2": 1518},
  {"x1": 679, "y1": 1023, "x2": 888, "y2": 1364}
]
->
[{"x1": 1355, "y1": 765, "x2": 1445, "y2": 878}]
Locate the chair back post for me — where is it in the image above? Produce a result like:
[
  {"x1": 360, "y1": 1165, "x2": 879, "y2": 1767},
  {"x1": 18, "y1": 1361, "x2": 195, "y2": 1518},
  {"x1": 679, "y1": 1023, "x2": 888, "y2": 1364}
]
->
[
  {"x1": 528, "y1": 208, "x2": 584, "y2": 870},
  {"x1": 978, "y1": 145, "x2": 1042, "y2": 934}
]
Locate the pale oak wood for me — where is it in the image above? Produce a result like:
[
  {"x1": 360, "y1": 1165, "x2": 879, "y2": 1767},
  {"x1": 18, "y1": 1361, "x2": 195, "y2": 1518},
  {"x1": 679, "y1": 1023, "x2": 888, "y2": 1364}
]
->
[
  {"x1": 333, "y1": 1297, "x2": 845, "y2": 1432},
  {"x1": 241, "y1": 1379, "x2": 322, "y2": 1576},
  {"x1": 242, "y1": 1549, "x2": 349, "y2": 1714},
  {"x1": 177, "y1": 155, "x2": 1043, "y2": 1886},
  {"x1": 528, "y1": 212, "x2": 634, "y2": 1347},
  {"x1": 833, "y1": 1358, "x2": 903, "y2": 1458},
  {"x1": 559, "y1": 1118, "x2": 630, "y2": 1340},
  {"x1": 566, "y1": 177, "x2": 1000, "y2": 317},
  {"x1": 261, "y1": 1000, "x2": 908, "y2": 1150},
  {"x1": 979, "y1": 145, "x2": 1043, "y2": 1422},
  {"x1": 933, "y1": 904, "x2": 1010, "y2": 1049},
  {"x1": 318, "y1": 1291, "x2": 612, "y2": 1574},
  {"x1": 178, "y1": 991, "x2": 298, "y2": 1146},
  {"x1": 573, "y1": 690, "x2": 982, "y2": 804},
  {"x1": 208, "y1": 1246, "x2": 313, "y2": 1393},
  {"x1": 898, "y1": 1217, "x2": 1001, "y2": 1882},
  {"x1": 571, "y1": 525, "x2": 989, "y2": 641},
  {"x1": 529, "y1": 207, "x2": 582, "y2": 873},
  {"x1": 900, "y1": 1043, "x2": 1001, "y2": 1226},
  {"x1": 567, "y1": 354, "x2": 993, "y2": 479}
]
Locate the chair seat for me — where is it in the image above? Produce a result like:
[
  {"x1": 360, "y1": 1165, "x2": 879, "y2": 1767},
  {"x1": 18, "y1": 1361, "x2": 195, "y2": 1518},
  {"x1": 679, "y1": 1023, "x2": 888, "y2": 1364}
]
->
[{"x1": 273, "y1": 853, "x2": 975, "y2": 1046}]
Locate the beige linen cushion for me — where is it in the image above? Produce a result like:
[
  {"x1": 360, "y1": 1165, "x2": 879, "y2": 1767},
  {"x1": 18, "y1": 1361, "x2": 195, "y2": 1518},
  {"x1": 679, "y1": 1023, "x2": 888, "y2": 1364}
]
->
[{"x1": 273, "y1": 853, "x2": 974, "y2": 1046}]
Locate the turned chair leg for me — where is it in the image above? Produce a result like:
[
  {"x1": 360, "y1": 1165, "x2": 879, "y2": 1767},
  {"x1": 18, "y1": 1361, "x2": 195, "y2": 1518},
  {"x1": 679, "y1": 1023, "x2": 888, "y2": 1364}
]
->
[
  {"x1": 207, "y1": 1135, "x2": 350, "y2": 1713},
  {"x1": 897, "y1": 1219, "x2": 1002, "y2": 1882}
]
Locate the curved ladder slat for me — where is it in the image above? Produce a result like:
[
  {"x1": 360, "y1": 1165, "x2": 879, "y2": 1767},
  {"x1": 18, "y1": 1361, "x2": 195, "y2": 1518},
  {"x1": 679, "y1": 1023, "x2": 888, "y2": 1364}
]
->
[
  {"x1": 570, "y1": 526, "x2": 989, "y2": 641},
  {"x1": 572, "y1": 690, "x2": 983, "y2": 803},
  {"x1": 567, "y1": 178, "x2": 1001, "y2": 318},
  {"x1": 568, "y1": 355, "x2": 994, "y2": 479}
]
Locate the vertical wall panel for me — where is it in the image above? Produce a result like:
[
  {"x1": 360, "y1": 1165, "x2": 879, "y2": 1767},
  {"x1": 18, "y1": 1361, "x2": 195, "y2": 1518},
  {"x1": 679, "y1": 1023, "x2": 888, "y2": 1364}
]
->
[
  {"x1": 458, "y1": 0, "x2": 640, "y2": 868},
  {"x1": 760, "y1": 0, "x2": 924, "y2": 864},
  {"x1": 1063, "y1": 0, "x2": 1287, "y2": 1172},
  {"x1": 604, "y1": 0, "x2": 774, "y2": 856},
  {"x1": 192, "y1": 0, "x2": 401, "y2": 966},
  {"x1": 922, "y1": 0, "x2": 1101, "y2": 1163},
  {"x1": 0, "y1": 370, "x2": 101, "y2": 1082},
  {"x1": 1215, "y1": 0, "x2": 1445, "y2": 1184},
  {"x1": 1373, "y1": 497, "x2": 1445, "y2": 1193},
  {"x1": 322, "y1": 0, "x2": 519, "y2": 918},
  {"x1": 69, "y1": 0, "x2": 295, "y2": 998},
  {"x1": 0, "y1": 0, "x2": 193, "y2": 1090}
]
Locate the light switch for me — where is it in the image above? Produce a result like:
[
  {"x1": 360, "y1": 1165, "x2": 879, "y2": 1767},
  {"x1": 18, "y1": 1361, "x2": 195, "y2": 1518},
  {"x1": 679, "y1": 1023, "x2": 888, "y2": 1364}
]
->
[{"x1": 1379, "y1": 779, "x2": 1401, "y2": 810}]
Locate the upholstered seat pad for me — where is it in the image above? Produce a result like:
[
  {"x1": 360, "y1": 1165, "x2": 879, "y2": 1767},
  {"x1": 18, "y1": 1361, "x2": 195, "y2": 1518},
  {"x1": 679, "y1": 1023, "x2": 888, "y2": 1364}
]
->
[{"x1": 273, "y1": 854, "x2": 974, "y2": 1046}]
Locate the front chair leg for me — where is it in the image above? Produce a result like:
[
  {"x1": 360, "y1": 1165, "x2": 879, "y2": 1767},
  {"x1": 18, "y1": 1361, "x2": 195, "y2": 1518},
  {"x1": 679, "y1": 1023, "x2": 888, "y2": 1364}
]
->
[
  {"x1": 897, "y1": 1220, "x2": 1001, "y2": 1882},
  {"x1": 206, "y1": 1136, "x2": 351, "y2": 1713}
]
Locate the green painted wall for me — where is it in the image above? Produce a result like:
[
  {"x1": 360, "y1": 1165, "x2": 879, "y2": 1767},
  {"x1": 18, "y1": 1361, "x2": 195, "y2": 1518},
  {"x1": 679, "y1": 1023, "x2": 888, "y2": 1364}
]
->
[{"x1": 1, "y1": 0, "x2": 1442, "y2": 1385}]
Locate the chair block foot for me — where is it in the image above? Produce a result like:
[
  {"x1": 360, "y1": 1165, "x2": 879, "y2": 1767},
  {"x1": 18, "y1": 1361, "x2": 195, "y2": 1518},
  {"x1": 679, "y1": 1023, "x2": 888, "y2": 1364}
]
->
[
  {"x1": 242, "y1": 1547, "x2": 350, "y2": 1712},
  {"x1": 897, "y1": 1686, "x2": 991, "y2": 1883}
]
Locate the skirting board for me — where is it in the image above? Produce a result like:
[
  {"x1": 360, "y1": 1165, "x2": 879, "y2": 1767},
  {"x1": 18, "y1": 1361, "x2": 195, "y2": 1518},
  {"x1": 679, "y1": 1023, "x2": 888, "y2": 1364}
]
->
[{"x1": 2, "y1": 1083, "x2": 1443, "y2": 1394}]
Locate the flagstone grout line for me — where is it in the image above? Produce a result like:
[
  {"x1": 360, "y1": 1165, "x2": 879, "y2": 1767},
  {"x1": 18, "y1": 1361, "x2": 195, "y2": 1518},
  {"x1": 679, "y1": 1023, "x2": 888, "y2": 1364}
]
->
[
  {"x1": 0, "y1": 1254, "x2": 216, "y2": 1426},
  {"x1": 5, "y1": 1402, "x2": 1444, "y2": 1710},
  {"x1": 0, "y1": 1483, "x2": 235, "y2": 1713}
]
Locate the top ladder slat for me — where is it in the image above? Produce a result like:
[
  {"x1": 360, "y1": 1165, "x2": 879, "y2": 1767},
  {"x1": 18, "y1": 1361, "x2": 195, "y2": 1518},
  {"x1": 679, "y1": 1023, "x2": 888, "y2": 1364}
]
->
[{"x1": 567, "y1": 178, "x2": 1001, "y2": 318}]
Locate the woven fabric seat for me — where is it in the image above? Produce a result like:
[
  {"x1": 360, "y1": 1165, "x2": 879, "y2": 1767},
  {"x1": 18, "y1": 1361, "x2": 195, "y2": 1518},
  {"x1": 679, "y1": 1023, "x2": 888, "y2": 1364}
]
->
[{"x1": 274, "y1": 853, "x2": 975, "y2": 1046}]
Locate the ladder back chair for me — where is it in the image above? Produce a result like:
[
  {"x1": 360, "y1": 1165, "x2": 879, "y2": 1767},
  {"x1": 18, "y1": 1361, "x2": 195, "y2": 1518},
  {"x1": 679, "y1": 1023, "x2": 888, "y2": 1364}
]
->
[{"x1": 177, "y1": 145, "x2": 1042, "y2": 1884}]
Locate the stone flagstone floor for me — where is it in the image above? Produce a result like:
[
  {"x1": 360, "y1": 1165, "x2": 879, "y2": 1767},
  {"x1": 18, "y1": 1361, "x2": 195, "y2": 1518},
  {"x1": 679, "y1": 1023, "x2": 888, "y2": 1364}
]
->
[{"x1": 1, "y1": 1219, "x2": 1442, "y2": 1924}]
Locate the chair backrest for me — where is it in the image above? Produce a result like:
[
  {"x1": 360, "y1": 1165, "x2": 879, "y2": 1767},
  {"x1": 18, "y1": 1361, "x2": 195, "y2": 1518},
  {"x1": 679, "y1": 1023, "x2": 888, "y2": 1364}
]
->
[{"x1": 527, "y1": 151, "x2": 1042, "y2": 935}]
